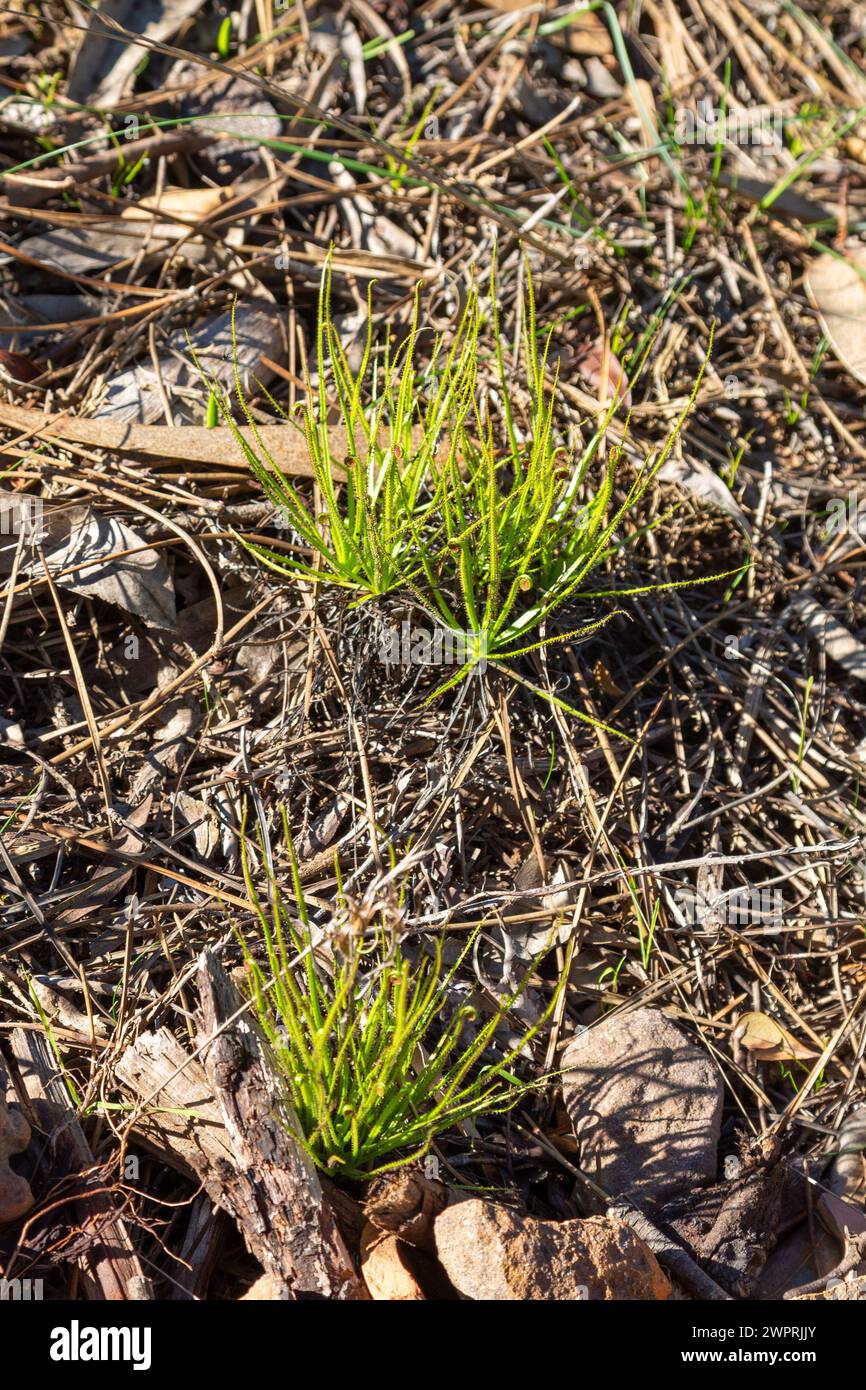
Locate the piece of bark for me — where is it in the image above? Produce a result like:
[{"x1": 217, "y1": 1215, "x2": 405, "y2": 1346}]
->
[
  {"x1": 0, "y1": 404, "x2": 324, "y2": 478},
  {"x1": 322, "y1": 1176, "x2": 367, "y2": 1257},
  {"x1": 114, "y1": 1027, "x2": 234, "y2": 1179},
  {"x1": 0, "y1": 403, "x2": 447, "y2": 478},
  {"x1": 364, "y1": 1164, "x2": 450, "y2": 1253},
  {"x1": 116, "y1": 1028, "x2": 367, "y2": 1261},
  {"x1": 196, "y1": 950, "x2": 363, "y2": 1300},
  {"x1": 168, "y1": 1194, "x2": 226, "y2": 1301},
  {"x1": 8, "y1": 1028, "x2": 151, "y2": 1299}
]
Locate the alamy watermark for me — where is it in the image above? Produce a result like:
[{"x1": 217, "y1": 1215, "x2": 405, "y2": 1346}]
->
[
  {"x1": 0, "y1": 494, "x2": 44, "y2": 543},
  {"x1": 675, "y1": 886, "x2": 785, "y2": 934},
  {"x1": 378, "y1": 621, "x2": 487, "y2": 672},
  {"x1": 825, "y1": 491, "x2": 866, "y2": 538},
  {"x1": 1, "y1": 1277, "x2": 43, "y2": 1300},
  {"x1": 674, "y1": 100, "x2": 783, "y2": 147},
  {"x1": 50, "y1": 1321, "x2": 151, "y2": 1371}
]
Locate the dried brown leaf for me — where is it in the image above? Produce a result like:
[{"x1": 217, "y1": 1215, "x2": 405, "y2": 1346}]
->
[
  {"x1": 733, "y1": 1012, "x2": 817, "y2": 1063},
  {"x1": 806, "y1": 248, "x2": 866, "y2": 387}
]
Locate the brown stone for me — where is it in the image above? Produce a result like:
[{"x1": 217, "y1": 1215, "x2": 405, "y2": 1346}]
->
[
  {"x1": 434, "y1": 1199, "x2": 671, "y2": 1300},
  {"x1": 239, "y1": 1272, "x2": 290, "y2": 1300},
  {"x1": 360, "y1": 1222, "x2": 427, "y2": 1300},
  {"x1": 0, "y1": 1089, "x2": 33, "y2": 1224},
  {"x1": 562, "y1": 1007, "x2": 723, "y2": 1205}
]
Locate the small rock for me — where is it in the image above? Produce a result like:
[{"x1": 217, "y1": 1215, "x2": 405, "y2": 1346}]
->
[
  {"x1": 360, "y1": 1222, "x2": 426, "y2": 1301},
  {"x1": 434, "y1": 1199, "x2": 670, "y2": 1301},
  {"x1": 583, "y1": 56, "x2": 622, "y2": 99},
  {"x1": 239, "y1": 1272, "x2": 290, "y2": 1300},
  {"x1": 0, "y1": 1088, "x2": 33, "y2": 1224},
  {"x1": 562, "y1": 1007, "x2": 723, "y2": 1206},
  {"x1": 829, "y1": 1107, "x2": 866, "y2": 1200},
  {"x1": 0, "y1": 717, "x2": 24, "y2": 747}
]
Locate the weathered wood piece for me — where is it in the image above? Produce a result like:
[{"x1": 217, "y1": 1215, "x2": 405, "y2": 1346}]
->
[
  {"x1": 9, "y1": 1028, "x2": 151, "y2": 1300},
  {"x1": 117, "y1": 1027, "x2": 367, "y2": 1271},
  {"x1": 0, "y1": 403, "x2": 324, "y2": 478},
  {"x1": 168, "y1": 1195, "x2": 226, "y2": 1301},
  {"x1": 114, "y1": 1027, "x2": 234, "y2": 1179},
  {"x1": 196, "y1": 949, "x2": 363, "y2": 1299}
]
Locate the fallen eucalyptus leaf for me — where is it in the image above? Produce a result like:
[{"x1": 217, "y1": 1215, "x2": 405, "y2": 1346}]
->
[
  {"x1": 12, "y1": 225, "x2": 133, "y2": 277},
  {"x1": 716, "y1": 172, "x2": 833, "y2": 224},
  {"x1": 42, "y1": 510, "x2": 176, "y2": 629},
  {"x1": 123, "y1": 186, "x2": 233, "y2": 222},
  {"x1": 96, "y1": 301, "x2": 284, "y2": 424},
  {"x1": 572, "y1": 337, "x2": 632, "y2": 408},
  {"x1": 733, "y1": 1011, "x2": 817, "y2": 1063},
  {"x1": 558, "y1": 10, "x2": 612, "y2": 56},
  {"x1": 173, "y1": 791, "x2": 220, "y2": 859},
  {"x1": 806, "y1": 247, "x2": 866, "y2": 387}
]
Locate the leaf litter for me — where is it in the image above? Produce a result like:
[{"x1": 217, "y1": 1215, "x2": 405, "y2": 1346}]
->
[{"x1": 0, "y1": 0, "x2": 865, "y2": 1308}]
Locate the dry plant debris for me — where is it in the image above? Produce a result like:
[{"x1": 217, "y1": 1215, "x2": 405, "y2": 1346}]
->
[{"x1": 0, "y1": 0, "x2": 865, "y2": 1307}]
